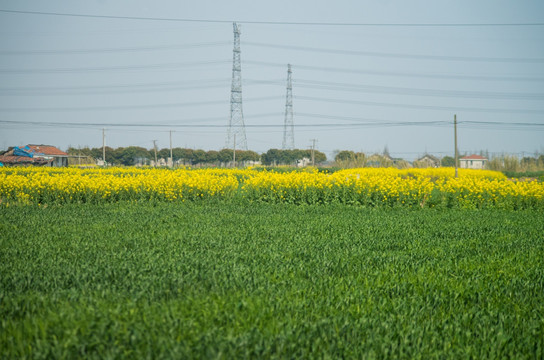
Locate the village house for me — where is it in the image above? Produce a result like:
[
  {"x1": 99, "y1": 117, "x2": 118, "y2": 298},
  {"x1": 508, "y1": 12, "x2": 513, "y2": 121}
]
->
[
  {"x1": 415, "y1": 154, "x2": 441, "y2": 168},
  {"x1": 459, "y1": 154, "x2": 488, "y2": 170},
  {"x1": 0, "y1": 144, "x2": 69, "y2": 167}
]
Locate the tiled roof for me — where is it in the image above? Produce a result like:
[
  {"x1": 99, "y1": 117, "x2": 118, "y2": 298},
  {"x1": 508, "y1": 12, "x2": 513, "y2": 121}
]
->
[
  {"x1": 27, "y1": 145, "x2": 68, "y2": 156},
  {"x1": 0, "y1": 155, "x2": 50, "y2": 164},
  {"x1": 418, "y1": 154, "x2": 440, "y2": 162},
  {"x1": 460, "y1": 154, "x2": 487, "y2": 160}
]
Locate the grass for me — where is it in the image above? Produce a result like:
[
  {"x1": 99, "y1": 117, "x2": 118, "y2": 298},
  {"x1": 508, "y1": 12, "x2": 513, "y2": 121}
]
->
[{"x1": 1, "y1": 202, "x2": 543, "y2": 359}]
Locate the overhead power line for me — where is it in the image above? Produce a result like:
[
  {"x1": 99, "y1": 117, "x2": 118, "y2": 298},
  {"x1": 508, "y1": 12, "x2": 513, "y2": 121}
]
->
[
  {"x1": 294, "y1": 96, "x2": 544, "y2": 114},
  {"x1": 244, "y1": 43, "x2": 544, "y2": 63},
  {"x1": 2, "y1": 119, "x2": 542, "y2": 130},
  {"x1": 0, "y1": 41, "x2": 230, "y2": 55},
  {"x1": 295, "y1": 79, "x2": 544, "y2": 100},
  {"x1": 0, "y1": 96, "x2": 277, "y2": 112},
  {"x1": 0, "y1": 79, "x2": 229, "y2": 92},
  {"x1": 245, "y1": 61, "x2": 544, "y2": 82},
  {"x1": 0, "y1": 79, "x2": 231, "y2": 96},
  {"x1": 0, "y1": 60, "x2": 230, "y2": 74},
  {"x1": 1, "y1": 9, "x2": 543, "y2": 27}
]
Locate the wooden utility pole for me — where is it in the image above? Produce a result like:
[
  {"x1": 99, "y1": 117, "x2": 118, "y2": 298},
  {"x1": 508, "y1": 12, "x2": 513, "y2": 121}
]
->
[
  {"x1": 233, "y1": 134, "x2": 236, "y2": 167},
  {"x1": 454, "y1": 114, "x2": 458, "y2": 178},
  {"x1": 102, "y1": 128, "x2": 106, "y2": 166},
  {"x1": 310, "y1": 139, "x2": 317, "y2": 166},
  {"x1": 169, "y1": 130, "x2": 173, "y2": 168},
  {"x1": 153, "y1": 140, "x2": 158, "y2": 166}
]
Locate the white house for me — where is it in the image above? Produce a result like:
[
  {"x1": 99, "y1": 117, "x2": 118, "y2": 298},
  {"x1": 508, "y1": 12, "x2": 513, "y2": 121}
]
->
[{"x1": 460, "y1": 154, "x2": 487, "y2": 169}]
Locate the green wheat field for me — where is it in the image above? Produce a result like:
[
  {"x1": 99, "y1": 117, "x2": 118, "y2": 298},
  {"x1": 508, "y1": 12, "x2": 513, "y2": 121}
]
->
[{"x1": 1, "y1": 202, "x2": 543, "y2": 358}]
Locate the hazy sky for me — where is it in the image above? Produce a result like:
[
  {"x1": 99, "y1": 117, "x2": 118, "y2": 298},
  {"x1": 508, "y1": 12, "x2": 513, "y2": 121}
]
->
[{"x1": 1, "y1": 0, "x2": 543, "y2": 160}]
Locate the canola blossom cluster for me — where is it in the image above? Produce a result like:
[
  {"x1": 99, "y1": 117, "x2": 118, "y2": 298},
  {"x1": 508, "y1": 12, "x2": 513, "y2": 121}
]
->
[{"x1": 0, "y1": 167, "x2": 542, "y2": 209}]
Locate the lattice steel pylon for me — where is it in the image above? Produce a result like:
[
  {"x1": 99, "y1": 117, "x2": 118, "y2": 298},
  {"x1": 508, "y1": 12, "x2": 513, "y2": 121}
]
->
[
  {"x1": 282, "y1": 64, "x2": 295, "y2": 150},
  {"x1": 226, "y1": 22, "x2": 248, "y2": 150}
]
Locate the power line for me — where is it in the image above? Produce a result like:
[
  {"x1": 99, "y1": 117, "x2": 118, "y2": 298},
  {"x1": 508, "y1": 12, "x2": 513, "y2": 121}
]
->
[
  {"x1": 0, "y1": 96, "x2": 277, "y2": 112},
  {"x1": 0, "y1": 79, "x2": 229, "y2": 92},
  {"x1": 294, "y1": 95, "x2": 544, "y2": 114},
  {"x1": 295, "y1": 113, "x2": 451, "y2": 126},
  {"x1": 2, "y1": 119, "x2": 542, "y2": 129},
  {"x1": 0, "y1": 41, "x2": 230, "y2": 55},
  {"x1": 0, "y1": 82, "x2": 233, "y2": 96},
  {"x1": 5, "y1": 94, "x2": 541, "y2": 116},
  {"x1": 0, "y1": 60, "x2": 230, "y2": 74},
  {"x1": 1, "y1": 9, "x2": 543, "y2": 27},
  {"x1": 295, "y1": 79, "x2": 544, "y2": 100},
  {"x1": 243, "y1": 77, "x2": 544, "y2": 101},
  {"x1": 244, "y1": 43, "x2": 544, "y2": 63},
  {"x1": 245, "y1": 61, "x2": 544, "y2": 83},
  {"x1": 0, "y1": 79, "x2": 283, "y2": 96}
]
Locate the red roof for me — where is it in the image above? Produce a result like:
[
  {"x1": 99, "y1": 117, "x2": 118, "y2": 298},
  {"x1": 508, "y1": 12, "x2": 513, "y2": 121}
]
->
[
  {"x1": 0, "y1": 155, "x2": 50, "y2": 164},
  {"x1": 0, "y1": 155, "x2": 34, "y2": 163},
  {"x1": 461, "y1": 154, "x2": 487, "y2": 160},
  {"x1": 27, "y1": 145, "x2": 68, "y2": 156}
]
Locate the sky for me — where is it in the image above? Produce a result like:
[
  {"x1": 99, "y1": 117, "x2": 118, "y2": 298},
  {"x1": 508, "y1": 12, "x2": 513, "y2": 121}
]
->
[{"x1": 0, "y1": 0, "x2": 543, "y2": 161}]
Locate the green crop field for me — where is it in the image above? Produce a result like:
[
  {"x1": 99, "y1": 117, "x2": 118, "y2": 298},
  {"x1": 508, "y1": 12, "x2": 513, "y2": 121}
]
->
[{"x1": 1, "y1": 202, "x2": 543, "y2": 359}]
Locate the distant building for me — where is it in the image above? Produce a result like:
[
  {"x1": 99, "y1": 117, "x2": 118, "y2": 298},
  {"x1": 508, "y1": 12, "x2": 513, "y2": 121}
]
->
[
  {"x1": 0, "y1": 144, "x2": 68, "y2": 167},
  {"x1": 416, "y1": 154, "x2": 441, "y2": 168},
  {"x1": 296, "y1": 157, "x2": 311, "y2": 167},
  {"x1": 460, "y1": 154, "x2": 487, "y2": 169}
]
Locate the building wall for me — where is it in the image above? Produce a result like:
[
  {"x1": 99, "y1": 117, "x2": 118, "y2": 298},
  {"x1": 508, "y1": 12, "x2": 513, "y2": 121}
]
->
[
  {"x1": 40, "y1": 156, "x2": 68, "y2": 167},
  {"x1": 460, "y1": 159, "x2": 486, "y2": 169}
]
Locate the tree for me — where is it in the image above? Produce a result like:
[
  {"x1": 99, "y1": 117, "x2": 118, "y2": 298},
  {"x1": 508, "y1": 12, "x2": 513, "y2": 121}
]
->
[
  {"x1": 158, "y1": 148, "x2": 170, "y2": 160},
  {"x1": 441, "y1": 156, "x2": 455, "y2": 167},
  {"x1": 67, "y1": 146, "x2": 93, "y2": 157},
  {"x1": 192, "y1": 149, "x2": 207, "y2": 164},
  {"x1": 261, "y1": 149, "x2": 325, "y2": 166},
  {"x1": 218, "y1": 149, "x2": 233, "y2": 164},
  {"x1": 90, "y1": 146, "x2": 115, "y2": 164},
  {"x1": 521, "y1": 157, "x2": 536, "y2": 166},
  {"x1": 261, "y1": 149, "x2": 281, "y2": 165},
  {"x1": 237, "y1": 150, "x2": 260, "y2": 162},
  {"x1": 281, "y1": 149, "x2": 299, "y2": 165},
  {"x1": 313, "y1": 150, "x2": 327, "y2": 164},
  {"x1": 90, "y1": 147, "x2": 103, "y2": 160},
  {"x1": 206, "y1": 150, "x2": 219, "y2": 164},
  {"x1": 335, "y1": 150, "x2": 355, "y2": 162},
  {"x1": 177, "y1": 148, "x2": 194, "y2": 164},
  {"x1": 117, "y1": 146, "x2": 151, "y2": 166}
]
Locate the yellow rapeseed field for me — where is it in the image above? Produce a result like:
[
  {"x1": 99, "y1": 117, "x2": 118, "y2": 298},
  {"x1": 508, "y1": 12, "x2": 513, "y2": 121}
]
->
[{"x1": 0, "y1": 167, "x2": 542, "y2": 209}]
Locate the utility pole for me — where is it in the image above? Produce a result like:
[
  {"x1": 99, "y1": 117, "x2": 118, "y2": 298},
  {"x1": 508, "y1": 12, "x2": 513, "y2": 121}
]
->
[
  {"x1": 153, "y1": 140, "x2": 158, "y2": 167},
  {"x1": 310, "y1": 139, "x2": 317, "y2": 166},
  {"x1": 102, "y1": 128, "x2": 106, "y2": 166},
  {"x1": 233, "y1": 134, "x2": 236, "y2": 167},
  {"x1": 454, "y1": 114, "x2": 458, "y2": 178},
  {"x1": 169, "y1": 130, "x2": 173, "y2": 168}
]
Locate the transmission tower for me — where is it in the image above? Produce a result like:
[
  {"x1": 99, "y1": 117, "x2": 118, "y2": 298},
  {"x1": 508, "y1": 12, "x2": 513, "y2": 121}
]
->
[
  {"x1": 282, "y1": 64, "x2": 295, "y2": 150},
  {"x1": 226, "y1": 22, "x2": 248, "y2": 150}
]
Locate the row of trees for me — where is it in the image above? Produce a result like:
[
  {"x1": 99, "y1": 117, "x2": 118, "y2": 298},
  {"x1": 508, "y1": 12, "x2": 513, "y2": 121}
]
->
[
  {"x1": 66, "y1": 146, "x2": 327, "y2": 167},
  {"x1": 65, "y1": 146, "x2": 544, "y2": 171},
  {"x1": 261, "y1": 149, "x2": 326, "y2": 166}
]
